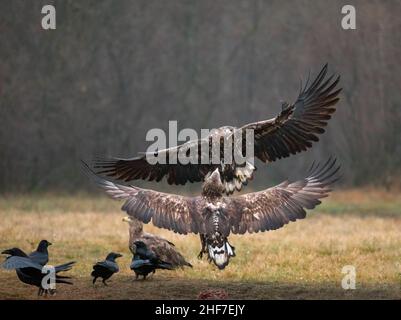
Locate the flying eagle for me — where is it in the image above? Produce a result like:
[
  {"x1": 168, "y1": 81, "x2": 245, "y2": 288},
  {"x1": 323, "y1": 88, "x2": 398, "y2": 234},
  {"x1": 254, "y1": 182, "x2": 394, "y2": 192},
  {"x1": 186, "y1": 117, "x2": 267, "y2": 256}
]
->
[
  {"x1": 93, "y1": 64, "x2": 341, "y2": 194},
  {"x1": 122, "y1": 216, "x2": 192, "y2": 268},
  {"x1": 85, "y1": 159, "x2": 339, "y2": 270}
]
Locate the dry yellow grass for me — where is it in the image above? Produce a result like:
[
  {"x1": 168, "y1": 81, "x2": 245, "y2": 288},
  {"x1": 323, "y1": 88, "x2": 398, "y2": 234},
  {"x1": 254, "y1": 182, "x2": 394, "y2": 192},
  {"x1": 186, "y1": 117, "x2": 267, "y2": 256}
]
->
[{"x1": 0, "y1": 189, "x2": 400, "y2": 299}]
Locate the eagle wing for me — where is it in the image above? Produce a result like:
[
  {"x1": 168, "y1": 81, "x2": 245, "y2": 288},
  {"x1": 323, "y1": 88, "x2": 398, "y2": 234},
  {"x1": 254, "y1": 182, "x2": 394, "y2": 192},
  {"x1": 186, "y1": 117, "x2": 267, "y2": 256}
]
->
[
  {"x1": 144, "y1": 235, "x2": 192, "y2": 268},
  {"x1": 93, "y1": 65, "x2": 340, "y2": 184},
  {"x1": 92, "y1": 139, "x2": 218, "y2": 185},
  {"x1": 83, "y1": 162, "x2": 206, "y2": 235},
  {"x1": 238, "y1": 64, "x2": 341, "y2": 162},
  {"x1": 225, "y1": 158, "x2": 340, "y2": 234}
]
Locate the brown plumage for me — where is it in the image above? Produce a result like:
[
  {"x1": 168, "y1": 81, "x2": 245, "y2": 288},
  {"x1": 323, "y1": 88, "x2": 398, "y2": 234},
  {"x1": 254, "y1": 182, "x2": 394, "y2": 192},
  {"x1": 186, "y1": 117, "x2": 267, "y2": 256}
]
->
[
  {"x1": 122, "y1": 216, "x2": 192, "y2": 269},
  {"x1": 86, "y1": 158, "x2": 340, "y2": 270},
  {"x1": 93, "y1": 64, "x2": 341, "y2": 194}
]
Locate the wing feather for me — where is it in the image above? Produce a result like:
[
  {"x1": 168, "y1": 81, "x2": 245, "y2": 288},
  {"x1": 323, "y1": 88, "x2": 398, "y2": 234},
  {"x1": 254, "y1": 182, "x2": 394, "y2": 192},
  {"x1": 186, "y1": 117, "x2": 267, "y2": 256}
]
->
[
  {"x1": 225, "y1": 158, "x2": 340, "y2": 234},
  {"x1": 238, "y1": 64, "x2": 341, "y2": 162},
  {"x1": 92, "y1": 143, "x2": 218, "y2": 186},
  {"x1": 1, "y1": 256, "x2": 42, "y2": 270},
  {"x1": 82, "y1": 161, "x2": 204, "y2": 235}
]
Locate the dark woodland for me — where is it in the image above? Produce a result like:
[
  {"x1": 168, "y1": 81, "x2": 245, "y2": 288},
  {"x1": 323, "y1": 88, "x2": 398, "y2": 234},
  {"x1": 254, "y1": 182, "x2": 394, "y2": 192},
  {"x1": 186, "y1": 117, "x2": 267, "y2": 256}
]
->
[{"x1": 0, "y1": 0, "x2": 400, "y2": 192}]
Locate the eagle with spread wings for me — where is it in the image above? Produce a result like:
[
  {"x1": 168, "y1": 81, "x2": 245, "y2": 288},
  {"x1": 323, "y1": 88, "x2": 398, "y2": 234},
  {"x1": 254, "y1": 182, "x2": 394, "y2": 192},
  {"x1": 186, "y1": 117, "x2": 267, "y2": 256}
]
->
[
  {"x1": 84, "y1": 158, "x2": 339, "y2": 270},
  {"x1": 93, "y1": 64, "x2": 341, "y2": 194}
]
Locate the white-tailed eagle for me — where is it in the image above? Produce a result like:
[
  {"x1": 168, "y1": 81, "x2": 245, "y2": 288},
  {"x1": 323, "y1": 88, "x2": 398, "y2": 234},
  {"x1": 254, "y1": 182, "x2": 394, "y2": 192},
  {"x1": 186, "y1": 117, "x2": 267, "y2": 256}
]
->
[
  {"x1": 93, "y1": 64, "x2": 341, "y2": 194},
  {"x1": 122, "y1": 216, "x2": 192, "y2": 268},
  {"x1": 85, "y1": 158, "x2": 339, "y2": 270}
]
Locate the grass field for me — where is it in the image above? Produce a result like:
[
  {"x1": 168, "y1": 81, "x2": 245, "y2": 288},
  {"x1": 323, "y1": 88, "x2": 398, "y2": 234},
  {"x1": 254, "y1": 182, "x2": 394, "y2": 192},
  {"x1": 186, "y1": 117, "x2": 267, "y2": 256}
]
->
[{"x1": 0, "y1": 189, "x2": 400, "y2": 299}]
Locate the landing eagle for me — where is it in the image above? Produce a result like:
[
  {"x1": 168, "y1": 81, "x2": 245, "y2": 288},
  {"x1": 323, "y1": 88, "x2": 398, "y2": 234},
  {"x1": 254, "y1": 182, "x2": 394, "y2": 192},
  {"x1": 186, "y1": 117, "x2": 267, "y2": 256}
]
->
[
  {"x1": 85, "y1": 159, "x2": 339, "y2": 269},
  {"x1": 93, "y1": 64, "x2": 341, "y2": 194}
]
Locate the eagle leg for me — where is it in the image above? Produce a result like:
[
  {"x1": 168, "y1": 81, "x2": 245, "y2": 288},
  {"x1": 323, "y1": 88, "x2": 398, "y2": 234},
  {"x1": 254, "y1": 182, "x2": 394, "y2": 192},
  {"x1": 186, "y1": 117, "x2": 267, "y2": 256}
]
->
[{"x1": 198, "y1": 234, "x2": 207, "y2": 259}]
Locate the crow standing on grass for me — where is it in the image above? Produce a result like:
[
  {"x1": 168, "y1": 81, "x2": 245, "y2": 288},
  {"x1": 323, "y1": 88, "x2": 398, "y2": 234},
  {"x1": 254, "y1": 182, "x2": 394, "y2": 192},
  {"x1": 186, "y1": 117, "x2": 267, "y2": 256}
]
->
[
  {"x1": 91, "y1": 252, "x2": 122, "y2": 286},
  {"x1": 1, "y1": 248, "x2": 75, "y2": 296},
  {"x1": 130, "y1": 241, "x2": 174, "y2": 280},
  {"x1": 28, "y1": 240, "x2": 51, "y2": 266}
]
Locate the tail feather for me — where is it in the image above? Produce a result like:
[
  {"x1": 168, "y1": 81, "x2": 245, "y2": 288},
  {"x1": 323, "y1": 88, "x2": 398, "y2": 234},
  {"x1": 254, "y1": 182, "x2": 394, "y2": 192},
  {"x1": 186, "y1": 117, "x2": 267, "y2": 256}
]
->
[
  {"x1": 157, "y1": 261, "x2": 174, "y2": 270},
  {"x1": 55, "y1": 261, "x2": 76, "y2": 273},
  {"x1": 207, "y1": 240, "x2": 236, "y2": 270},
  {"x1": 56, "y1": 278, "x2": 73, "y2": 285}
]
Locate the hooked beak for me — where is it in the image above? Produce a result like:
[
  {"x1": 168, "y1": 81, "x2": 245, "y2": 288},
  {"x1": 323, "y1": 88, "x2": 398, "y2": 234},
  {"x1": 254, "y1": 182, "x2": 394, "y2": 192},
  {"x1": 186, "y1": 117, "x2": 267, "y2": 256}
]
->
[
  {"x1": 211, "y1": 169, "x2": 220, "y2": 178},
  {"x1": 210, "y1": 169, "x2": 221, "y2": 183},
  {"x1": 122, "y1": 216, "x2": 132, "y2": 223}
]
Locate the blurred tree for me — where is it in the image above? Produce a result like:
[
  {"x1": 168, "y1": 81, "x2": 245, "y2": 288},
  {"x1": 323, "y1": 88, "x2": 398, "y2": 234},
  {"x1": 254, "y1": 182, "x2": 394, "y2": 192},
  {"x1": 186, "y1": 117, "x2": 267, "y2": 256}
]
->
[{"x1": 0, "y1": 0, "x2": 400, "y2": 192}]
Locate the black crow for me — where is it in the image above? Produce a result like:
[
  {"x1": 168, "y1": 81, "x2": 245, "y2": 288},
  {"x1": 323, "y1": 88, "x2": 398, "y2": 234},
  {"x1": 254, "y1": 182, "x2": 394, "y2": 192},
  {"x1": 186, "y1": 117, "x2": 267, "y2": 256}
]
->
[
  {"x1": 91, "y1": 252, "x2": 122, "y2": 286},
  {"x1": 1, "y1": 248, "x2": 75, "y2": 296},
  {"x1": 29, "y1": 240, "x2": 51, "y2": 266},
  {"x1": 130, "y1": 241, "x2": 174, "y2": 280}
]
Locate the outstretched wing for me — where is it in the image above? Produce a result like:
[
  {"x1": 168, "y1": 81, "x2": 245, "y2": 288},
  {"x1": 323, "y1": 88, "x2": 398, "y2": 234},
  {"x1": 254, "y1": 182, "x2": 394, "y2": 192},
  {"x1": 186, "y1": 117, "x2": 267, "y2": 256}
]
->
[
  {"x1": 238, "y1": 64, "x2": 341, "y2": 162},
  {"x1": 225, "y1": 158, "x2": 340, "y2": 234},
  {"x1": 1, "y1": 256, "x2": 42, "y2": 270},
  {"x1": 144, "y1": 235, "x2": 192, "y2": 268},
  {"x1": 83, "y1": 162, "x2": 205, "y2": 235},
  {"x1": 93, "y1": 139, "x2": 218, "y2": 185}
]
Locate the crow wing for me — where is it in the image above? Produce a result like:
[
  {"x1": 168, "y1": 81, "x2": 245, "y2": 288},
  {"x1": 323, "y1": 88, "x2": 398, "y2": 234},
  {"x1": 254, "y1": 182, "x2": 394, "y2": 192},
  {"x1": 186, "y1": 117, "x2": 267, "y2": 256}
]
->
[
  {"x1": 224, "y1": 158, "x2": 340, "y2": 234},
  {"x1": 95, "y1": 260, "x2": 119, "y2": 273},
  {"x1": 28, "y1": 251, "x2": 48, "y2": 266},
  {"x1": 237, "y1": 64, "x2": 341, "y2": 162},
  {"x1": 1, "y1": 256, "x2": 42, "y2": 270}
]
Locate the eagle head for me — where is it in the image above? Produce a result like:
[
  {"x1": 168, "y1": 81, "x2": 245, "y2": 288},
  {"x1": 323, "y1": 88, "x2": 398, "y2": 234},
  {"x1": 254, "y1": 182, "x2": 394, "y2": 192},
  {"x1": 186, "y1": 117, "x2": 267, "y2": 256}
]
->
[
  {"x1": 202, "y1": 169, "x2": 225, "y2": 199},
  {"x1": 210, "y1": 168, "x2": 221, "y2": 183}
]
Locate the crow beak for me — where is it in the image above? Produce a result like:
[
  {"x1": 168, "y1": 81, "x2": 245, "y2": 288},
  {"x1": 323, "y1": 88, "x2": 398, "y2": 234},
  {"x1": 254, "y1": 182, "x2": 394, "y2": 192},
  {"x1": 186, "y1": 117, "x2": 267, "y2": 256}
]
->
[
  {"x1": 1, "y1": 249, "x2": 11, "y2": 255},
  {"x1": 48, "y1": 242, "x2": 52, "y2": 246}
]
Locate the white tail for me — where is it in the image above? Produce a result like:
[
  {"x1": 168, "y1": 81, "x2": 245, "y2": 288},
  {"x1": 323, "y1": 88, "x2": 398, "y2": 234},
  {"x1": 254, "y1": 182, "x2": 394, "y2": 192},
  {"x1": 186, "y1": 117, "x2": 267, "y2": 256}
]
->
[{"x1": 207, "y1": 241, "x2": 236, "y2": 270}]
